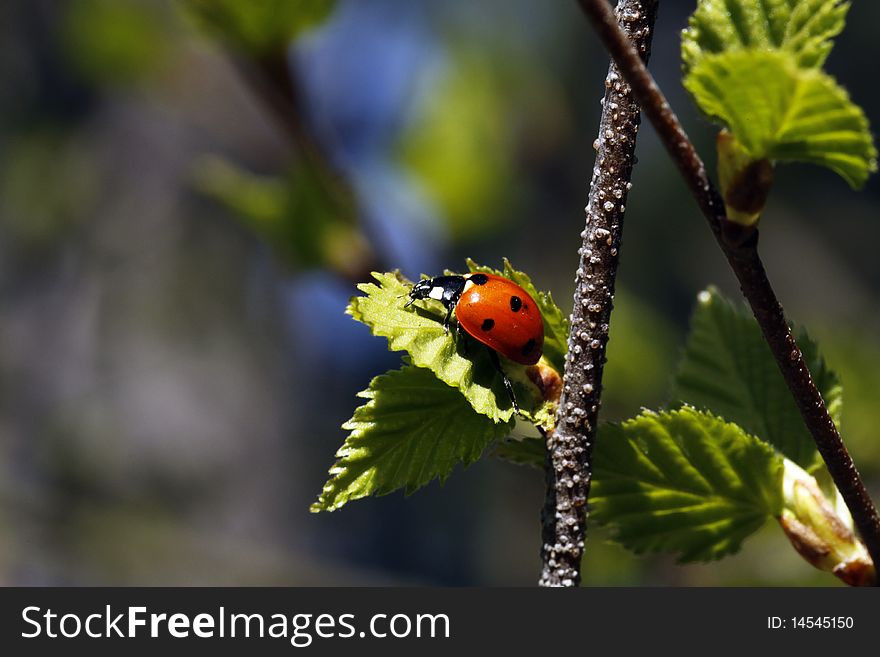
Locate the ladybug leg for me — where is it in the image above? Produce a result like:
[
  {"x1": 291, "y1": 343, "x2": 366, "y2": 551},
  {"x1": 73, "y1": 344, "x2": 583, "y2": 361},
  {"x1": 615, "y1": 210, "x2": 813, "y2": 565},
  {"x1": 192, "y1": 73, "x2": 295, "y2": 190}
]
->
[
  {"x1": 442, "y1": 303, "x2": 455, "y2": 334},
  {"x1": 452, "y1": 320, "x2": 467, "y2": 353},
  {"x1": 488, "y1": 348, "x2": 519, "y2": 413}
]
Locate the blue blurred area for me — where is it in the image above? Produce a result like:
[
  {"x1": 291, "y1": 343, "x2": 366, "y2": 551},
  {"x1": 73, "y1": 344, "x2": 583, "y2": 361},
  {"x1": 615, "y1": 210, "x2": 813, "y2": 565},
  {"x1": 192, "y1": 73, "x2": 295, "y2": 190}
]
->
[
  {"x1": 292, "y1": 1, "x2": 436, "y2": 166},
  {"x1": 279, "y1": 0, "x2": 445, "y2": 407},
  {"x1": 291, "y1": 0, "x2": 445, "y2": 276}
]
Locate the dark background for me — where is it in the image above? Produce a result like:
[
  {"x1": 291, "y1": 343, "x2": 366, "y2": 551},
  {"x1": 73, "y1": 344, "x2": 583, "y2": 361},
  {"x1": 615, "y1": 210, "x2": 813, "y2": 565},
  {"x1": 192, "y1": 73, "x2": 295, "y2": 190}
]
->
[{"x1": 1, "y1": 0, "x2": 878, "y2": 586}]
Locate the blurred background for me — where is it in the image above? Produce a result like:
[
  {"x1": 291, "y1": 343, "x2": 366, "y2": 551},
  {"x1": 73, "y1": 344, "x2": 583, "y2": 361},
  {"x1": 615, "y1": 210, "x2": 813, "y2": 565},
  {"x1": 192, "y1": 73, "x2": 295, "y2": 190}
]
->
[{"x1": 1, "y1": 0, "x2": 878, "y2": 586}]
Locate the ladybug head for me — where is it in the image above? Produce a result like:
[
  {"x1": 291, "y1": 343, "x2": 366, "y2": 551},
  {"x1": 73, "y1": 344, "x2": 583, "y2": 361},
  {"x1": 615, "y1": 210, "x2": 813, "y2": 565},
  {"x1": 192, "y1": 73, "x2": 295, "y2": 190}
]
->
[
  {"x1": 405, "y1": 278, "x2": 435, "y2": 307},
  {"x1": 405, "y1": 275, "x2": 469, "y2": 311}
]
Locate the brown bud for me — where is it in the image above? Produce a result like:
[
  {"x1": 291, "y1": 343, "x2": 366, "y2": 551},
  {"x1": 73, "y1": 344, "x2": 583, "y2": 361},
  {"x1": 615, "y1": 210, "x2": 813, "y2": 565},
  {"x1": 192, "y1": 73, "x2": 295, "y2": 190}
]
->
[
  {"x1": 717, "y1": 131, "x2": 774, "y2": 227},
  {"x1": 779, "y1": 463, "x2": 876, "y2": 586},
  {"x1": 527, "y1": 361, "x2": 563, "y2": 405}
]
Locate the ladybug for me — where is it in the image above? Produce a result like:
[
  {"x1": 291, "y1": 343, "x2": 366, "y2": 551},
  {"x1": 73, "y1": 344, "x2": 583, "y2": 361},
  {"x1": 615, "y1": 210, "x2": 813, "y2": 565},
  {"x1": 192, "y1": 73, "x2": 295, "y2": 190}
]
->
[{"x1": 406, "y1": 272, "x2": 544, "y2": 410}]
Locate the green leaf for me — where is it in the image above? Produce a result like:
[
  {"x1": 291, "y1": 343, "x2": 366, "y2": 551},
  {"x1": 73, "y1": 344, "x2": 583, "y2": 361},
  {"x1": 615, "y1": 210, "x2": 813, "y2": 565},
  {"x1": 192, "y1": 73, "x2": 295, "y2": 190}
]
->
[
  {"x1": 684, "y1": 50, "x2": 876, "y2": 188},
  {"x1": 682, "y1": 0, "x2": 850, "y2": 73},
  {"x1": 311, "y1": 365, "x2": 513, "y2": 512},
  {"x1": 785, "y1": 0, "x2": 850, "y2": 68},
  {"x1": 672, "y1": 287, "x2": 842, "y2": 472},
  {"x1": 182, "y1": 0, "x2": 336, "y2": 54},
  {"x1": 591, "y1": 408, "x2": 784, "y2": 562},
  {"x1": 349, "y1": 271, "x2": 541, "y2": 423},
  {"x1": 466, "y1": 258, "x2": 569, "y2": 376}
]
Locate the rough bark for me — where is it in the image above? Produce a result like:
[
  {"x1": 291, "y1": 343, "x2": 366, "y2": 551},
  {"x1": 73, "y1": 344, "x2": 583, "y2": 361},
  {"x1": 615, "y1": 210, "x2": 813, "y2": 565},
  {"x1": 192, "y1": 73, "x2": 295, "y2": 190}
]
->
[{"x1": 539, "y1": 0, "x2": 658, "y2": 587}]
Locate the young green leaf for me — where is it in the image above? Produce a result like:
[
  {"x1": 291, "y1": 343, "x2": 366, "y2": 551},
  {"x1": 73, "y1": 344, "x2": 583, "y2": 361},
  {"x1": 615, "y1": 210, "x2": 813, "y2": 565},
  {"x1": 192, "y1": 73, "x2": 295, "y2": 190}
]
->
[
  {"x1": 312, "y1": 365, "x2": 513, "y2": 512},
  {"x1": 349, "y1": 271, "x2": 542, "y2": 423},
  {"x1": 466, "y1": 258, "x2": 569, "y2": 376},
  {"x1": 672, "y1": 288, "x2": 842, "y2": 472},
  {"x1": 590, "y1": 408, "x2": 784, "y2": 562},
  {"x1": 682, "y1": 0, "x2": 850, "y2": 73},
  {"x1": 785, "y1": 0, "x2": 850, "y2": 68},
  {"x1": 684, "y1": 50, "x2": 876, "y2": 188}
]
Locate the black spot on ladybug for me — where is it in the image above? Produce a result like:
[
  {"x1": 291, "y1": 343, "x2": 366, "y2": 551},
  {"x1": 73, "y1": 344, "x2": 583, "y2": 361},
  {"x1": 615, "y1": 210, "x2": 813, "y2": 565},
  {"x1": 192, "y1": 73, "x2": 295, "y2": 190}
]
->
[
  {"x1": 481, "y1": 318, "x2": 495, "y2": 331},
  {"x1": 509, "y1": 295, "x2": 523, "y2": 312},
  {"x1": 521, "y1": 338, "x2": 537, "y2": 357},
  {"x1": 470, "y1": 274, "x2": 489, "y2": 285}
]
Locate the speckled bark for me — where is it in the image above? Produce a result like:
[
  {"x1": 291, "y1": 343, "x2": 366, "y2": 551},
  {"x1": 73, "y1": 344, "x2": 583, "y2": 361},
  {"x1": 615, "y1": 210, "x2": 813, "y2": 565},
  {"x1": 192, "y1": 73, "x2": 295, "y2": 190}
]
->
[
  {"x1": 539, "y1": 0, "x2": 657, "y2": 588},
  {"x1": 578, "y1": 0, "x2": 880, "y2": 582}
]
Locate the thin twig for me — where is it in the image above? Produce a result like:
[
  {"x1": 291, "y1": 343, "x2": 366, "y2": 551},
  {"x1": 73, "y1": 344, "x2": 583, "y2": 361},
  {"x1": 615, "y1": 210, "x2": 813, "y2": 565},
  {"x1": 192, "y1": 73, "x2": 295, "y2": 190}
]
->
[
  {"x1": 540, "y1": 0, "x2": 658, "y2": 587},
  {"x1": 578, "y1": 0, "x2": 880, "y2": 582}
]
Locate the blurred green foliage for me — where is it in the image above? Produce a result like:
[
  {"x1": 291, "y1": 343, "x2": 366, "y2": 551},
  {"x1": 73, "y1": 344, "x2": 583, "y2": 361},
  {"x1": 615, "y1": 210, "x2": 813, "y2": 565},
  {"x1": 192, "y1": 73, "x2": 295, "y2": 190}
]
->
[
  {"x1": 182, "y1": 0, "x2": 336, "y2": 54},
  {"x1": 0, "y1": 133, "x2": 98, "y2": 251},
  {"x1": 601, "y1": 289, "x2": 678, "y2": 420},
  {"x1": 816, "y1": 329, "x2": 880, "y2": 474},
  {"x1": 194, "y1": 156, "x2": 370, "y2": 276},
  {"x1": 62, "y1": 0, "x2": 172, "y2": 84},
  {"x1": 399, "y1": 49, "x2": 516, "y2": 240},
  {"x1": 397, "y1": 45, "x2": 571, "y2": 242}
]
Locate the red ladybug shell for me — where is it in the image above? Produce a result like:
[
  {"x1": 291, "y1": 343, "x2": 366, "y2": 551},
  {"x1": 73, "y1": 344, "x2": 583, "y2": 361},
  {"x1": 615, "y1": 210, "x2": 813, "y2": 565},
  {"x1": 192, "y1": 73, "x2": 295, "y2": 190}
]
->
[{"x1": 455, "y1": 274, "x2": 544, "y2": 365}]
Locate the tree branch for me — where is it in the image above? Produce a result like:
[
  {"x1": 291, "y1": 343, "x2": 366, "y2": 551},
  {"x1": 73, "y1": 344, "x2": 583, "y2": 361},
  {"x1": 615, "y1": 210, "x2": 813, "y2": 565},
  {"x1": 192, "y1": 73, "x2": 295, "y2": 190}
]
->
[
  {"x1": 540, "y1": 0, "x2": 658, "y2": 587},
  {"x1": 577, "y1": 0, "x2": 880, "y2": 582}
]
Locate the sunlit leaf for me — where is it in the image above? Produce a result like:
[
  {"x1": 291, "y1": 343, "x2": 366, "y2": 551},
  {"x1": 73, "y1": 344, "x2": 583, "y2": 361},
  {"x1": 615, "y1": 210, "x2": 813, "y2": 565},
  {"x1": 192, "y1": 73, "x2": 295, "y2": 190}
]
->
[
  {"x1": 684, "y1": 50, "x2": 876, "y2": 188},
  {"x1": 682, "y1": 0, "x2": 850, "y2": 73},
  {"x1": 311, "y1": 365, "x2": 513, "y2": 512}
]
